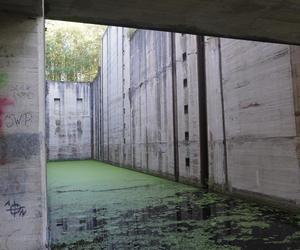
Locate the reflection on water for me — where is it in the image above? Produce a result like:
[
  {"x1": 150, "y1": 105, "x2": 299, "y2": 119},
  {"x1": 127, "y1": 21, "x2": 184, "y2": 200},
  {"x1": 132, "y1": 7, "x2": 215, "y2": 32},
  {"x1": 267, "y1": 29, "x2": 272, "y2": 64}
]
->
[{"x1": 50, "y1": 191, "x2": 300, "y2": 250}]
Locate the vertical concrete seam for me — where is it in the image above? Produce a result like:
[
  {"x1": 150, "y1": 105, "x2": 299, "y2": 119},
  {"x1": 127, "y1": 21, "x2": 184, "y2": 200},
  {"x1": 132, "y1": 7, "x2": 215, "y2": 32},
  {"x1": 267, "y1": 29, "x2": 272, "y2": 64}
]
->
[
  {"x1": 38, "y1": 15, "x2": 49, "y2": 249},
  {"x1": 289, "y1": 45, "x2": 300, "y2": 197},
  {"x1": 218, "y1": 38, "x2": 229, "y2": 189},
  {"x1": 289, "y1": 46, "x2": 299, "y2": 135},
  {"x1": 91, "y1": 79, "x2": 94, "y2": 159},
  {"x1": 106, "y1": 32, "x2": 111, "y2": 161},
  {"x1": 171, "y1": 33, "x2": 179, "y2": 181},
  {"x1": 197, "y1": 36, "x2": 209, "y2": 187}
]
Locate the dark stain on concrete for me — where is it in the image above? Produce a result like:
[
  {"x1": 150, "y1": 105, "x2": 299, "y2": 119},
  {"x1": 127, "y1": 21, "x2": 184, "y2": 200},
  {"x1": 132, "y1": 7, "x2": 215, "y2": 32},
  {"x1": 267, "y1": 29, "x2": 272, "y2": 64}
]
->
[
  {"x1": 0, "y1": 133, "x2": 40, "y2": 162},
  {"x1": 240, "y1": 102, "x2": 261, "y2": 109}
]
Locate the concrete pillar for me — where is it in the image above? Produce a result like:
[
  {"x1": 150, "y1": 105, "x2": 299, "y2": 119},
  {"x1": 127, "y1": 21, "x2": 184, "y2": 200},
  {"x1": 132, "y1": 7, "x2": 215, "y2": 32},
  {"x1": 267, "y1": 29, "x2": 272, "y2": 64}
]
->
[
  {"x1": 0, "y1": 14, "x2": 47, "y2": 249},
  {"x1": 205, "y1": 37, "x2": 227, "y2": 188}
]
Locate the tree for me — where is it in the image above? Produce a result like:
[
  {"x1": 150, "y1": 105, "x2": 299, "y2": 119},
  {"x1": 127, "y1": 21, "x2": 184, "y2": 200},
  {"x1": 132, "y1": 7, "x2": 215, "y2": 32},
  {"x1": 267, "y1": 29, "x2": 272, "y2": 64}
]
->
[{"x1": 45, "y1": 20, "x2": 106, "y2": 82}]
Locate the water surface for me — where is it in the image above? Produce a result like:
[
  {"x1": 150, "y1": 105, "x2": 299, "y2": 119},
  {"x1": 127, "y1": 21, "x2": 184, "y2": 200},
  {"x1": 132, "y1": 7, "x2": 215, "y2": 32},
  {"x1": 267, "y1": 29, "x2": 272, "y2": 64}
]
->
[{"x1": 48, "y1": 160, "x2": 300, "y2": 249}]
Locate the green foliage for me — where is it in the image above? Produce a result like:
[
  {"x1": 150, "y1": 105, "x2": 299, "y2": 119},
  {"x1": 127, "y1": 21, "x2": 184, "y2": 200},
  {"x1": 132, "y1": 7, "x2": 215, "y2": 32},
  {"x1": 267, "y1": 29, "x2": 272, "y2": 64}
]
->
[{"x1": 45, "y1": 20, "x2": 106, "y2": 82}]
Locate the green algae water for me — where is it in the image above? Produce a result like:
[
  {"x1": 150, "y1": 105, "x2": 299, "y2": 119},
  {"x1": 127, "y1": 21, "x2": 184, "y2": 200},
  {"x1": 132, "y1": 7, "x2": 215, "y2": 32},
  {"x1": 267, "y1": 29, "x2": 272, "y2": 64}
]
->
[{"x1": 48, "y1": 160, "x2": 300, "y2": 249}]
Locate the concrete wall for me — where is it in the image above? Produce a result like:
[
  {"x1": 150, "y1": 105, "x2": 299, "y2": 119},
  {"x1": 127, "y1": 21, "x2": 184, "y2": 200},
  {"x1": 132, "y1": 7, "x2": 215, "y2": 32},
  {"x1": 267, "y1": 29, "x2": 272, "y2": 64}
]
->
[
  {"x1": 94, "y1": 27, "x2": 300, "y2": 207},
  {"x1": 206, "y1": 37, "x2": 300, "y2": 205},
  {"x1": 0, "y1": 14, "x2": 47, "y2": 249},
  {"x1": 92, "y1": 72, "x2": 101, "y2": 160},
  {"x1": 175, "y1": 34, "x2": 203, "y2": 184},
  {"x1": 46, "y1": 81, "x2": 92, "y2": 160},
  {"x1": 130, "y1": 30, "x2": 175, "y2": 177},
  {"x1": 98, "y1": 27, "x2": 123, "y2": 164},
  {"x1": 205, "y1": 38, "x2": 227, "y2": 188},
  {"x1": 93, "y1": 27, "x2": 203, "y2": 184}
]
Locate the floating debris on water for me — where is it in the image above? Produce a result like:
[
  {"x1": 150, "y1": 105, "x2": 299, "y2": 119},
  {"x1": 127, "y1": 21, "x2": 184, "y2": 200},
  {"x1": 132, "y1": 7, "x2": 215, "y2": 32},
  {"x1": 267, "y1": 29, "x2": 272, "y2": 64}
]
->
[{"x1": 48, "y1": 160, "x2": 300, "y2": 249}]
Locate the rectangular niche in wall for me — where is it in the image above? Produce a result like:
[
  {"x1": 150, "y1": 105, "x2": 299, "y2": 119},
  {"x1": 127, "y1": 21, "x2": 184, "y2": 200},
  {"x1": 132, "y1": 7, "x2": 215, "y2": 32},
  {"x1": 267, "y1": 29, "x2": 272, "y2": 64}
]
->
[
  {"x1": 77, "y1": 98, "x2": 83, "y2": 115},
  {"x1": 54, "y1": 98, "x2": 61, "y2": 115},
  {"x1": 184, "y1": 105, "x2": 189, "y2": 114}
]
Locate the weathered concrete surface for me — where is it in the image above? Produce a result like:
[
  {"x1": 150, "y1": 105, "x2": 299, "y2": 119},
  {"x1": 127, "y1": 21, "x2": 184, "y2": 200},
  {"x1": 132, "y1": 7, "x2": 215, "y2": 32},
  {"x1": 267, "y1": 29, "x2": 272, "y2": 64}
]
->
[
  {"x1": 0, "y1": 0, "x2": 43, "y2": 17},
  {"x1": 99, "y1": 27, "x2": 125, "y2": 164},
  {"x1": 205, "y1": 37, "x2": 227, "y2": 188},
  {"x1": 206, "y1": 37, "x2": 300, "y2": 205},
  {"x1": 2, "y1": 0, "x2": 300, "y2": 44},
  {"x1": 46, "y1": 81, "x2": 92, "y2": 160},
  {"x1": 175, "y1": 34, "x2": 202, "y2": 184},
  {"x1": 92, "y1": 73, "x2": 101, "y2": 160},
  {"x1": 95, "y1": 27, "x2": 204, "y2": 184},
  {"x1": 96, "y1": 27, "x2": 300, "y2": 207},
  {"x1": 130, "y1": 30, "x2": 174, "y2": 177},
  {"x1": 44, "y1": 0, "x2": 300, "y2": 45},
  {"x1": 0, "y1": 14, "x2": 47, "y2": 249}
]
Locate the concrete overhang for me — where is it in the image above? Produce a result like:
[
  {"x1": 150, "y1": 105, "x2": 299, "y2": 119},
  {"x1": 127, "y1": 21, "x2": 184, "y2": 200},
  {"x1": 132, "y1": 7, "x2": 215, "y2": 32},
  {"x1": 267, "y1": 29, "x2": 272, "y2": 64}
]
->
[
  {"x1": 44, "y1": 0, "x2": 300, "y2": 45},
  {"x1": 0, "y1": 0, "x2": 43, "y2": 17}
]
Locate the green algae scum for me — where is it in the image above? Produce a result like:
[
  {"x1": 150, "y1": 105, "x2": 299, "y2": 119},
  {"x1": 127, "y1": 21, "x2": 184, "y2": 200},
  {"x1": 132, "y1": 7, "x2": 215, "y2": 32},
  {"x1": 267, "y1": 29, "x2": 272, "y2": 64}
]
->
[{"x1": 48, "y1": 161, "x2": 300, "y2": 249}]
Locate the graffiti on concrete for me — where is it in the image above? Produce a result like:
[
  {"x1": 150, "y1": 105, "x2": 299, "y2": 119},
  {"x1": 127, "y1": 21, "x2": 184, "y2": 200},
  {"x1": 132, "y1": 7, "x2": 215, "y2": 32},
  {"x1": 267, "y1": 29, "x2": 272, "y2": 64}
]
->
[
  {"x1": 9, "y1": 85, "x2": 34, "y2": 100},
  {"x1": 4, "y1": 200, "x2": 27, "y2": 217},
  {"x1": 4, "y1": 112, "x2": 33, "y2": 128},
  {"x1": 0, "y1": 72, "x2": 14, "y2": 135},
  {"x1": 0, "y1": 98, "x2": 14, "y2": 132}
]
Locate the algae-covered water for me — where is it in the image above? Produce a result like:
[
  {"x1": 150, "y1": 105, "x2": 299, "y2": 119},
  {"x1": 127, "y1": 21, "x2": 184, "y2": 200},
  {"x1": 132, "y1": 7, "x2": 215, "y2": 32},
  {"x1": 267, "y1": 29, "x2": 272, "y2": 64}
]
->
[{"x1": 48, "y1": 160, "x2": 300, "y2": 250}]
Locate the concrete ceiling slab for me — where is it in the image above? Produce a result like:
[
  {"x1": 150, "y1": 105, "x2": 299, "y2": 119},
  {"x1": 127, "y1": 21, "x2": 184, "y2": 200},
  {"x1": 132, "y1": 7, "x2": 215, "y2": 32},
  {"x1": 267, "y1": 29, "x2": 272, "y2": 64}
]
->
[
  {"x1": 45, "y1": 0, "x2": 300, "y2": 45},
  {"x1": 0, "y1": 0, "x2": 43, "y2": 17}
]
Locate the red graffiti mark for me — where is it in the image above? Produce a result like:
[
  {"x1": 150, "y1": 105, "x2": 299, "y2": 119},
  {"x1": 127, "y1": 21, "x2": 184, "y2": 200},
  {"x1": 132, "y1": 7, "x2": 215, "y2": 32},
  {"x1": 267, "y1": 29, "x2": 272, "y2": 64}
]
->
[
  {"x1": 0, "y1": 159, "x2": 7, "y2": 165},
  {"x1": 0, "y1": 98, "x2": 14, "y2": 134}
]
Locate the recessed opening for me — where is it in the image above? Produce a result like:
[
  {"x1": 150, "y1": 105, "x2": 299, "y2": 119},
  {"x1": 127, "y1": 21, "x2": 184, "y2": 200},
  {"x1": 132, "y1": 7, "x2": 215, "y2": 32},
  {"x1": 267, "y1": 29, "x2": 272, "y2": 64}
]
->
[
  {"x1": 185, "y1": 158, "x2": 190, "y2": 167},
  {"x1": 54, "y1": 98, "x2": 61, "y2": 115},
  {"x1": 184, "y1": 105, "x2": 189, "y2": 114},
  {"x1": 183, "y1": 78, "x2": 188, "y2": 88},
  {"x1": 77, "y1": 98, "x2": 83, "y2": 114},
  {"x1": 185, "y1": 131, "x2": 189, "y2": 141},
  {"x1": 182, "y1": 52, "x2": 187, "y2": 61}
]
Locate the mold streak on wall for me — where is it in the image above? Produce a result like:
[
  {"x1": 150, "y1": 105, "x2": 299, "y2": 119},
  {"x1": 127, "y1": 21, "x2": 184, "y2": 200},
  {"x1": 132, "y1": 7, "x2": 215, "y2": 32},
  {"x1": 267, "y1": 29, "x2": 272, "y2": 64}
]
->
[{"x1": 46, "y1": 81, "x2": 92, "y2": 160}]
